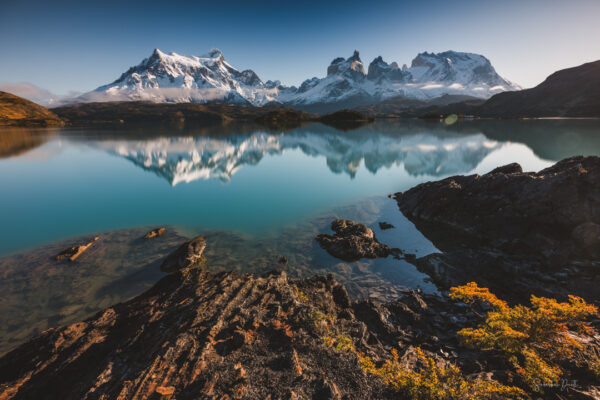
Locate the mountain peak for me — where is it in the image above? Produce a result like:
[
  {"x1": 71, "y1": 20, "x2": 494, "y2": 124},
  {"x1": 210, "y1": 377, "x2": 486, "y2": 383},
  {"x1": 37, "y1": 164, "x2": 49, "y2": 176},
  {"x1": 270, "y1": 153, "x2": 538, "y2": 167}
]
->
[
  {"x1": 407, "y1": 50, "x2": 518, "y2": 90},
  {"x1": 367, "y1": 56, "x2": 410, "y2": 82},
  {"x1": 326, "y1": 50, "x2": 366, "y2": 79}
]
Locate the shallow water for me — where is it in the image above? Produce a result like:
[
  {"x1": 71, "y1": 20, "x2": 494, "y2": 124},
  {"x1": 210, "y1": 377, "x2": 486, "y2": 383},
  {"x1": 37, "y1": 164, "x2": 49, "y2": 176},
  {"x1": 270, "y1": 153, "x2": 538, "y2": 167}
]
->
[{"x1": 1, "y1": 119, "x2": 599, "y2": 354}]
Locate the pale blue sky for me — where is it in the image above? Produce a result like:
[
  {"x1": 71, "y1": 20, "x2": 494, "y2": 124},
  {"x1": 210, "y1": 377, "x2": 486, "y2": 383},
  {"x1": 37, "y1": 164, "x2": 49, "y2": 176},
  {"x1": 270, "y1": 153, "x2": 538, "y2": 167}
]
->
[{"x1": 1, "y1": 0, "x2": 599, "y2": 94}]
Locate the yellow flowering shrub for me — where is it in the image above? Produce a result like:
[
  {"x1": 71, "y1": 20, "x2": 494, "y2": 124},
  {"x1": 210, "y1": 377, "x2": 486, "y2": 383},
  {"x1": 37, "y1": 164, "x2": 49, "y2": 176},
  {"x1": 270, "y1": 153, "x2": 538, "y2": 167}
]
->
[
  {"x1": 358, "y1": 348, "x2": 524, "y2": 400},
  {"x1": 450, "y1": 282, "x2": 598, "y2": 389}
]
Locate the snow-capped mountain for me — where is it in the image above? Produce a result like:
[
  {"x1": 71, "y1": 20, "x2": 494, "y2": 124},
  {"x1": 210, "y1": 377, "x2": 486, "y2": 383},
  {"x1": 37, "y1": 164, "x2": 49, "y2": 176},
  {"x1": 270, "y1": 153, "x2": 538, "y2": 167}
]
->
[
  {"x1": 285, "y1": 51, "x2": 520, "y2": 110},
  {"x1": 80, "y1": 48, "x2": 520, "y2": 110},
  {"x1": 79, "y1": 49, "x2": 279, "y2": 105},
  {"x1": 93, "y1": 128, "x2": 501, "y2": 185}
]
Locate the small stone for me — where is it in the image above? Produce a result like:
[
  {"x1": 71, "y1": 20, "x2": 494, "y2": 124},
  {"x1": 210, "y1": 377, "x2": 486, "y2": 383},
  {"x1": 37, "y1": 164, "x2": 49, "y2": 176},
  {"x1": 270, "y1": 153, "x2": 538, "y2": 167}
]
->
[
  {"x1": 144, "y1": 227, "x2": 167, "y2": 239},
  {"x1": 55, "y1": 237, "x2": 99, "y2": 262}
]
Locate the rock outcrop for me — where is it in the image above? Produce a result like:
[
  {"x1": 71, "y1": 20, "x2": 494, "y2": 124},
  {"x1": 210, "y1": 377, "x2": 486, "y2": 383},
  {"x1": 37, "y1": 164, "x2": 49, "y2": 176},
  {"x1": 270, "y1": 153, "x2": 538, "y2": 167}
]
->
[
  {"x1": 395, "y1": 156, "x2": 600, "y2": 263},
  {"x1": 0, "y1": 268, "x2": 454, "y2": 400},
  {"x1": 2, "y1": 266, "x2": 598, "y2": 399},
  {"x1": 395, "y1": 156, "x2": 600, "y2": 304},
  {"x1": 160, "y1": 235, "x2": 206, "y2": 273},
  {"x1": 316, "y1": 219, "x2": 391, "y2": 261}
]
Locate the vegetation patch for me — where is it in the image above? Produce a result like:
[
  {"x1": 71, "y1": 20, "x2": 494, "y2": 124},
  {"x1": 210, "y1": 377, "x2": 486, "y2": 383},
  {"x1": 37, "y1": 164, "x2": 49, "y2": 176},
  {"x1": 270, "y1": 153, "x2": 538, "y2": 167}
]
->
[
  {"x1": 358, "y1": 348, "x2": 524, "y2": 400},
  {"x1": 450, "y1": 282, "x2": 599, "y2": 390}
]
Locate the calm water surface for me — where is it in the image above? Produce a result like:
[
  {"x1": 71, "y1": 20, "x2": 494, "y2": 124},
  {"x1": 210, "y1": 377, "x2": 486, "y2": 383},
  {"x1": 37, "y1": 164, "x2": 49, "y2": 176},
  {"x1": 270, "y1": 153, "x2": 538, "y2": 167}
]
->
[
  {"x1": 3, "y1": 119, "x2": 599, "y2": 256},
  {"x1": 1, "y1": 119, "x2": 599, "y2": 353}
]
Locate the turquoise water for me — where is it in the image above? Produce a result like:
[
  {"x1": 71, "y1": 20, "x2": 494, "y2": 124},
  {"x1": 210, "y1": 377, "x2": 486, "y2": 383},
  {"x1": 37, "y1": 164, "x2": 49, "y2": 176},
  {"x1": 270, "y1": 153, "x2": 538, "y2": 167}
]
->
[{"x1": 1, "y1": 119, "x2": 600, "y2": 257}]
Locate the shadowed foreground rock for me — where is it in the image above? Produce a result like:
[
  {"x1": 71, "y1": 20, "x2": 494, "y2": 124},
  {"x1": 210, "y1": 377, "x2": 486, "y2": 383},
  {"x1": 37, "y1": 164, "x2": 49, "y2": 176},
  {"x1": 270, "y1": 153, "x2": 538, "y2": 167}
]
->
[
  {"x1": 0, "y1": 268, "x2": 441, "y2": 400},
  {"x1": 1, "y1": 268, "x2": 598, "y2": 399},
  {"x1": 316, "y1": 219, "x2": 391, "y2": 261}
]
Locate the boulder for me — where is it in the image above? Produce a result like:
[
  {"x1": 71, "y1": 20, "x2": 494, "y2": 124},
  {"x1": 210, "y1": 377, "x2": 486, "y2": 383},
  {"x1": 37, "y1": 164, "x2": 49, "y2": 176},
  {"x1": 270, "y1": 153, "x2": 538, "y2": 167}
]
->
[{"x1": 316, "y1": 219, "x2": 391, "y2": 261}]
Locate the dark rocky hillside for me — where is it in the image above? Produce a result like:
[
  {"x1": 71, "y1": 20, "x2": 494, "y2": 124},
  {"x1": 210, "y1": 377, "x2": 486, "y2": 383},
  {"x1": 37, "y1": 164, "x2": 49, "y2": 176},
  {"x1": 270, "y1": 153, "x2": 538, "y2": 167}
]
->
[{"x1": 480, "y1": 60, "x2": 600, "y2": 117}]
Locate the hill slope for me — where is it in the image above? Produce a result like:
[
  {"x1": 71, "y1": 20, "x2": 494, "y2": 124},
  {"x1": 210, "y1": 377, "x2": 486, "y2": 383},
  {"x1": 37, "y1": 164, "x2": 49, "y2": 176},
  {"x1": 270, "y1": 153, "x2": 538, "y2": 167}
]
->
[
  {"x1": 479, "y1": 60, "x2": 600, "y2": 117},
  {"x1": 0, "y1": 91, "x2": 64, "y2": 127}
]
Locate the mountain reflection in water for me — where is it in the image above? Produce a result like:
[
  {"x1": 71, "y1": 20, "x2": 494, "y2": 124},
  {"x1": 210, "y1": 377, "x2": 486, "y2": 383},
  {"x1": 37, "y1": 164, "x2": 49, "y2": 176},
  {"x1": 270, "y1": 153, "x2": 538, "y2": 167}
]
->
[
  {"x1": 95, "y1": 128, "x2": 500, "y2": 185},
  {"x1": 1, "y1": 119, "x2": 599, "y2": 257}
]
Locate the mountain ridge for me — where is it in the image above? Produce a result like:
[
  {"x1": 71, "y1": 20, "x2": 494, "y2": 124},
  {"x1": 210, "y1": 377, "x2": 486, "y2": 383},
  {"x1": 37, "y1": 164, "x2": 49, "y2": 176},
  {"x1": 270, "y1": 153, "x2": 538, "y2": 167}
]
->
[
  {"x1": 77, "y1": 48, "x2": 519, "y2": 112},
  {"x1": 411, "y1": 59, "x2": 600, "y2": 118}
]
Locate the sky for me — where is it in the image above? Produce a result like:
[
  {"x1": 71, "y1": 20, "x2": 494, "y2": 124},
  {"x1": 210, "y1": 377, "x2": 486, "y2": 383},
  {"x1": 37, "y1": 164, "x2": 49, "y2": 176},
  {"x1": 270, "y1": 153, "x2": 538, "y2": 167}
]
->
[{"x1": 1, "y1": 0, "x2": 599, "y2": 95}]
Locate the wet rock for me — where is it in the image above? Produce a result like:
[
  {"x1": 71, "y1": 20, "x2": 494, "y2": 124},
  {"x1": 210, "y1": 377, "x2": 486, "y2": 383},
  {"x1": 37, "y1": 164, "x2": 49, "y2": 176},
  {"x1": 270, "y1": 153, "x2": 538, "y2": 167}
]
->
[
  {"x1": 160, "y1": 235, "x2": 206, "y2": 273},
  {"x1": 144, "y1": 227, "x2": 167, "y2": 239},
  {"x1": 316, "y1": 219, "x2": 391, "y2": 261},
  {"x1": 378, "y1": 221, "x2": 394, "y2": 230},
  {"x1": 54, "y1": 237, "x2": 99, "y2": 262}
]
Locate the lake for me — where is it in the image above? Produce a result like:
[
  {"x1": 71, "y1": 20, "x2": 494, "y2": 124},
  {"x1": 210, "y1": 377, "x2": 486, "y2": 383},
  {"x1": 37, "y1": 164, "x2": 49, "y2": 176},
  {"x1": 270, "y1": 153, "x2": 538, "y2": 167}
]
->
[{"x1": 0, "y1": 119, "x2": 599, "y2": 353}]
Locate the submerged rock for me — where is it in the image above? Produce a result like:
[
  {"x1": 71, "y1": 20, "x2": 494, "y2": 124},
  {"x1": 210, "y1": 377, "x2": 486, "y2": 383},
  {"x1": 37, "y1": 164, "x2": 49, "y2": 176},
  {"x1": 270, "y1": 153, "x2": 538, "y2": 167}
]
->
[
  {"x1": 378, "y1": 221, "x2": 394, "y2": 230},
  {"x1": 160, "y1": 235, "x2": 206, "y2": 273},
  {"x1": 144, "y1": 227, "x2": 167, "y2": 239},
  {"x1": 54, "y1": 236, "x2": 99, "y2": 262},
  {"x1": 316, "y1": 219, "x2": 391, "y2": 261}
]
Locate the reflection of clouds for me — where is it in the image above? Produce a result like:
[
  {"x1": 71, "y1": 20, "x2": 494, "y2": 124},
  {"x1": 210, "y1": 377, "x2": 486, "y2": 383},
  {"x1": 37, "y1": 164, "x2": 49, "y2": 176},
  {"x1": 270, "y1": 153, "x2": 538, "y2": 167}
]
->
[{"x1": 92, "y1": 130, "x2": 501, "y2": 185}]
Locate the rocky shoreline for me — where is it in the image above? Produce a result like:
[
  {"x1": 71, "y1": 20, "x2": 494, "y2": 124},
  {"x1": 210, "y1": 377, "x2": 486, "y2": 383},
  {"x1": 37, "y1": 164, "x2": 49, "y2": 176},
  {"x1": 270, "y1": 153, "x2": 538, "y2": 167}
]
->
[
  {"x1": 1, "y1": 156, "x2": 599, "y2": 399},
  {"x1": 395, "y1": 156, "x2": 600, "y2": 305}
]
